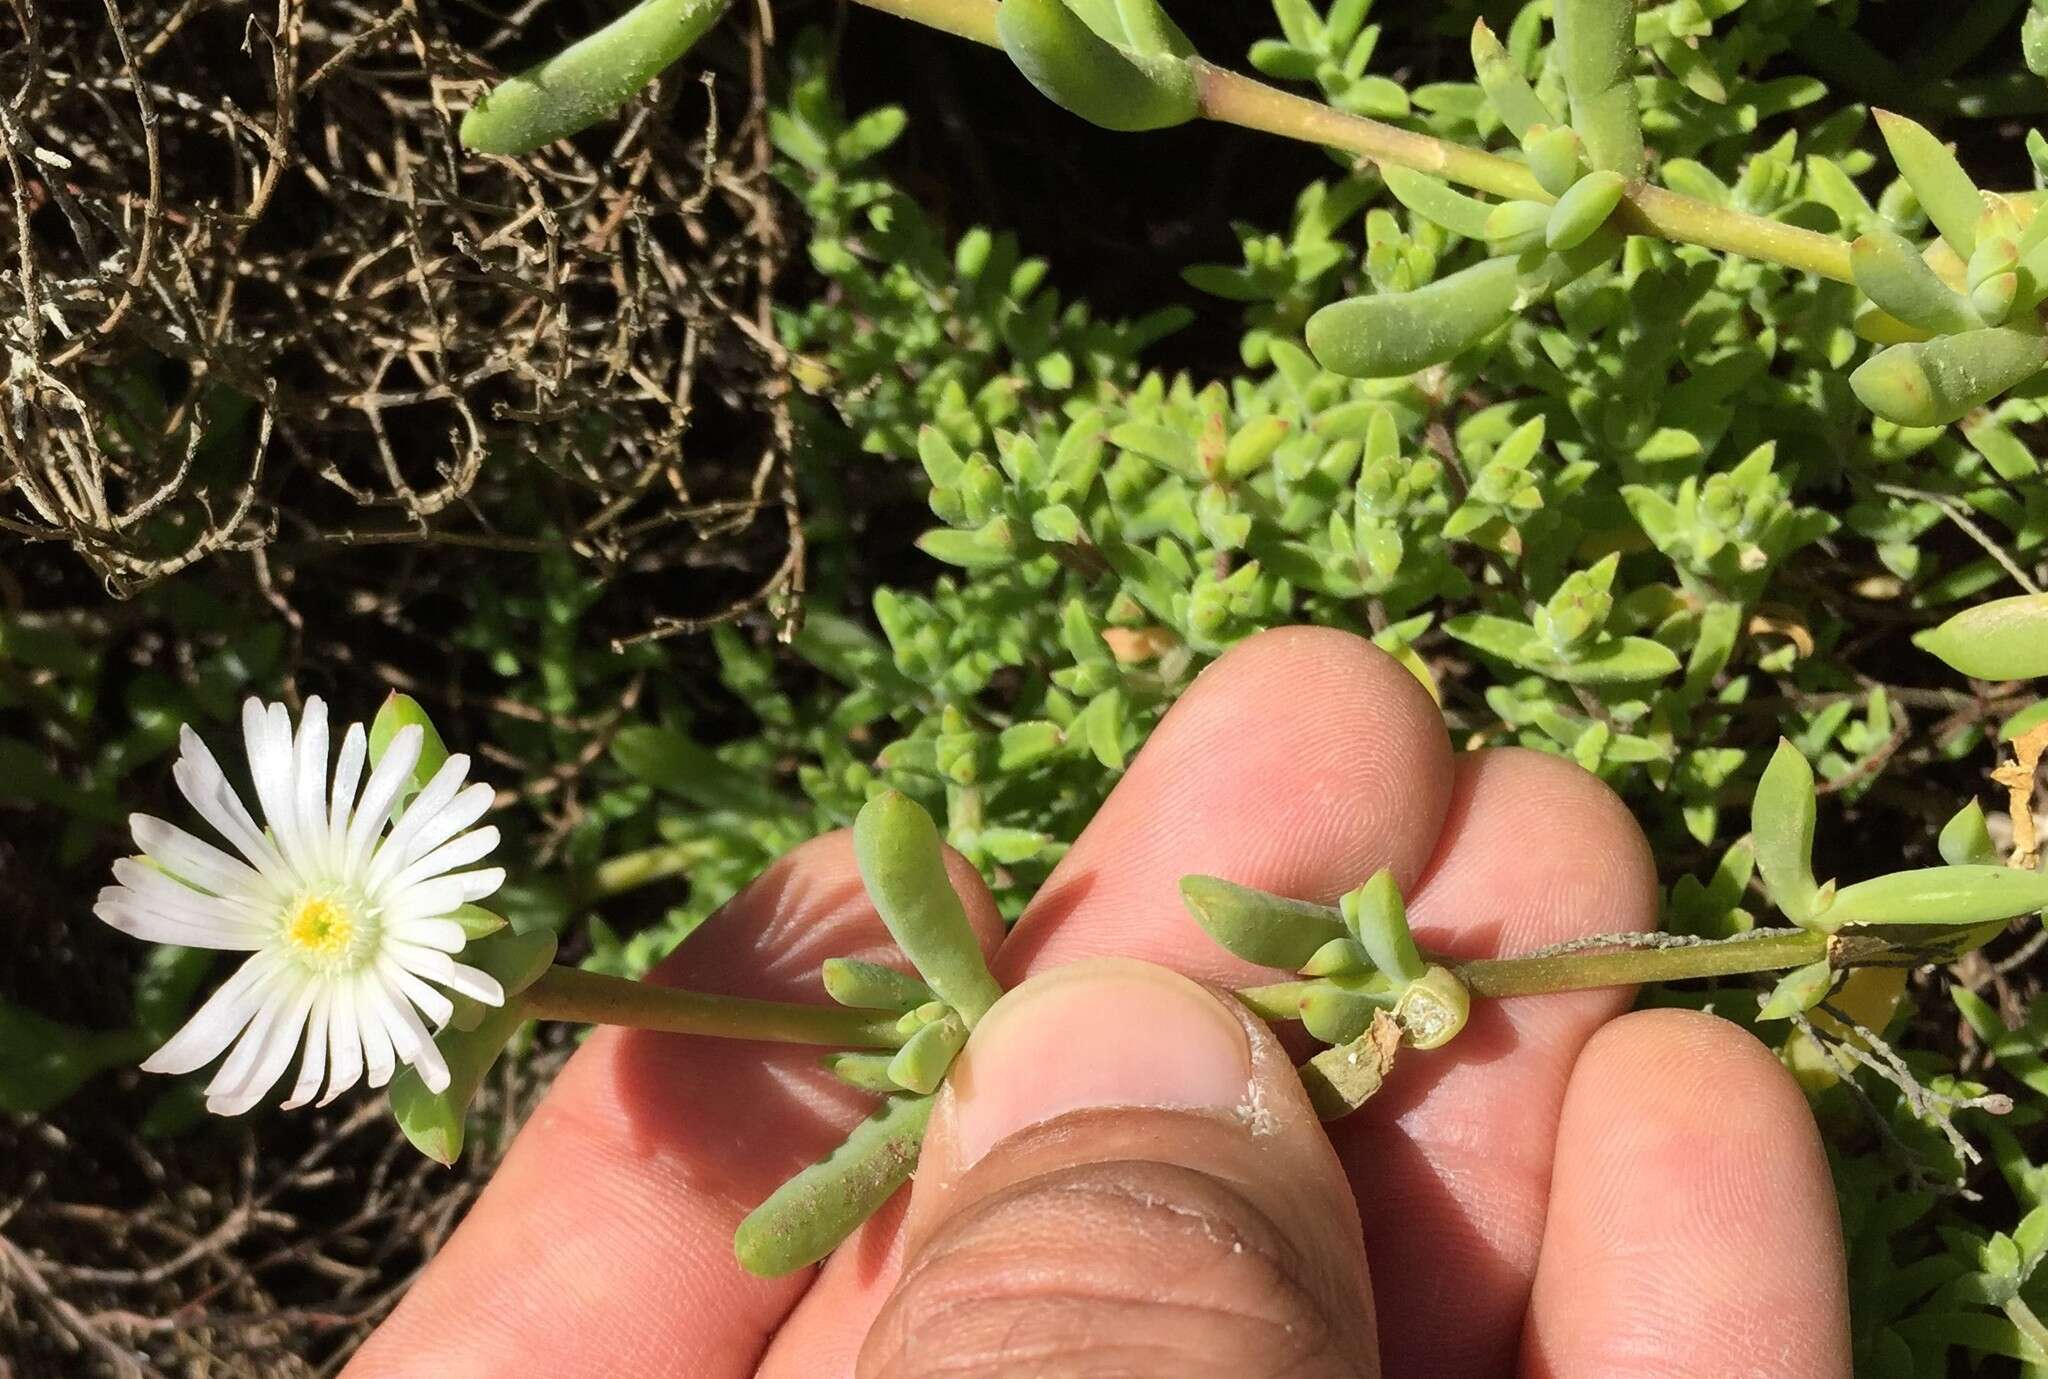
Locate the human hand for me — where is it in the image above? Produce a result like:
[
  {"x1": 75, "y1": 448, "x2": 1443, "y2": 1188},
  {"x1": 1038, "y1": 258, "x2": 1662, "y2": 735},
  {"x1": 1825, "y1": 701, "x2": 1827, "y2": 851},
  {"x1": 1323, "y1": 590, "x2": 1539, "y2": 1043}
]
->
[{"x1": 344, "y1": 626, "x2": 1850, "y2": 1378}]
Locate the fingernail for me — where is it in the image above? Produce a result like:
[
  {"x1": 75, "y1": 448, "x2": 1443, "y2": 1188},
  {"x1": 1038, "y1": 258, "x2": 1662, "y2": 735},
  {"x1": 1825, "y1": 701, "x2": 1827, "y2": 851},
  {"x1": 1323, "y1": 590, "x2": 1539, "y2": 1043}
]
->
[{"x1": 944, "y1": 957, "x2": 1252, "y2": 1167}]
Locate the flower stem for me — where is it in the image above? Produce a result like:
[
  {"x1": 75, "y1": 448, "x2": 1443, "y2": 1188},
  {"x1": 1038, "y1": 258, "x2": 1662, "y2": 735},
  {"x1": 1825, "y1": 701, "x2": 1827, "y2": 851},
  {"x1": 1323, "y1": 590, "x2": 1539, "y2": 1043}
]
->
[
  {"x1": 1193, "y1": 63, "x2": 1544, "y2": 203},
  {"x1": 2005, "y1": 1294, "x2": 2048, "y2": 1364},
  {"x1": 1452, "y1": 928, "x2": 1827, "y2": 997},
  {"x1": 1237, "y1": 928, "x2": 1827, "y2": 1015},
  {"x1": 522, "y1": 966, "x2": 910, "y2": 1047},
  {"x1": 524, "y1": 928, "x2": 1831, "y2": 1046},
  {"x1": 844, "y1": 0, "x2": 1856, "y2": 283}
]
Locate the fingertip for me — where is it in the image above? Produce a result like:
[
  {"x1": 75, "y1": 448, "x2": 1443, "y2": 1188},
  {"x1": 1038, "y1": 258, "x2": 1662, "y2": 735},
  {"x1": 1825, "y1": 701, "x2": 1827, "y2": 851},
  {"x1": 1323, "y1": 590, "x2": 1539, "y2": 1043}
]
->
[
  {"x1": 1411, "y1": 747, "x2": 1658, "y2": 956},
  {"x1": 1528, "y1": 1009, "x2": 1849, "y2": 1378},
  {"x1": 1004, "y1": 627, "x2": 1455, "y2": 984},
  {"x1": 658, "y1": 827, "x2": 1004, "y2": 994}
]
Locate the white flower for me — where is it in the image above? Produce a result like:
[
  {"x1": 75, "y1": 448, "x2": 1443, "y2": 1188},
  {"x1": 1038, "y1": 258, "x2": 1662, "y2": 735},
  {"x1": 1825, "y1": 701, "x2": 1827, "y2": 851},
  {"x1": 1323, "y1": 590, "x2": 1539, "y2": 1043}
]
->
[{"x1": 95, "y1": 697, "x2": 507, "y2": 1116}]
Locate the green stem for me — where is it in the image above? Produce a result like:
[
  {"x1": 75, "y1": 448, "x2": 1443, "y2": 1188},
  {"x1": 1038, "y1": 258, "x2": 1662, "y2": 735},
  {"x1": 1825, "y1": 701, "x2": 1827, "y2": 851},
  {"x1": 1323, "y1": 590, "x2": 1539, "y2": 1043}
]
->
[
  {"x1": 522, "y1": 966, "x2": 910, "y2": 1047},
  {"x1": 521, "y1": 928, "x2": 1831, "y2": 1046},
  {"x1": 2004, "y1": 1294, "x2": 2048, "y2": 1365},
  {"x1": 1239, "y1": 929, "x2": 1827, "y2": 1013},
  {"x1": 1452, "y1": 928, "x2": 1827, "y2": 997},
  {"x1": 1194, "y1": 62, "x2": 1544, "y2": 203},
  {"x1": 845, "y1": 0, "x2": 1855, "y2": 283}
]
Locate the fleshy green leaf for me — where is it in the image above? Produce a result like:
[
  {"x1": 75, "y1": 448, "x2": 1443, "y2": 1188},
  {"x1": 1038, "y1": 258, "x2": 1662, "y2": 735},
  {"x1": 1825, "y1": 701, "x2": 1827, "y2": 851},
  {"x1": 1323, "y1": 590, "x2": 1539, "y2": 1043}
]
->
[
  {"x1": 887, "y1": 1011, "x2": 968, "y2": 1094},
  {"x1": 1938, "y1": 802, "x2": 1999, "y2": 867},
  {"x1": 390, "y1": 996, "x2": 531, "y2": 1165},
  {"x1": 1382, "y1": 166, "x2": 1496, "y2": 241},
  {"x1": 1469, "y1": 19, "x2": 1557, "y2": 141},
  {"x1": 1340, "y1": 869, "x2": 1425, "y2": 985},
  {"x1": 734, "y1": 1093, "x2": 933, "y2": 1276},
  {"x1": 1913, "y1": 594, "x2": 2048, "y2": 681},
  {"x1": 370, "y1": 692, "x2": 450, "y2": 794},
  {"x1": 1300, "y1": 982, "x2": 1383, "y2": 1045},
  {"x1": 1874, "y1": 109, "x2": 1984, "y2": 258},
  {"x1": 1757, "y1": 958, "x2": 1835, "y2": 1020},
  {"x1": 822, "y1": 959, "x2": 937, "y2": 1013},
  {"x1": 1554, "y1": 0, "x2": 1644, "y2": 175},
  {"x1": 1306, "y1": 255, "x2": 1521, "y2": 379},
  {"x1": 454, "y1": 905, "x2": 509, "y2": 942},
  {"x1": 822, "y1": 1052, "x2": 900, "y2": 1093},
  {"x1": 1544, "y1": 170, "x2": 1626, "y2": 251},
  {"x1": 1525, "y1": 124, "x2": 1587, "y2": 199},
  {"x1": 1180, "y1": 875, "x2": 1347, "y2": 968},
  {"x1": 1850, "y1": 329, "x2": 2048, "y2": 428},
  {"x1": 460, "y1": 0, "x2": 733, "y2": 154},
  {"x1": 1850, "y1": 230, "x2": 1983, "y2": 337},
  {"x1": 997, "y1": 0, "x2": 1199, "y2": 132},
  {"x1": 449, "y1": 929, "x2": 558, "y2": 1032},
  {"x1": 1826, "y1": 865, "x2": 2048, "y2": 929},
  {"x1": 1753, "y1": 740, "x2": 1824, "y2": 924},
  {"x1": 853, "y1": 792, "x2": 1004, "y2": 1026}
]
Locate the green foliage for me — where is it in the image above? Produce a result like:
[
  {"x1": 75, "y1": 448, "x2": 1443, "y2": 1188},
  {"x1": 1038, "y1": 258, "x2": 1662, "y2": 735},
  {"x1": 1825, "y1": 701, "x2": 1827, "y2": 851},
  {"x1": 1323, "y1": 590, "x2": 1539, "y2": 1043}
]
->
[
  {"x1": 460, "y1": 0, "x2": 732, "y2": 154},
  {"x1": 17, "y1": 0, "x2": 2048, "y2": 1363}
]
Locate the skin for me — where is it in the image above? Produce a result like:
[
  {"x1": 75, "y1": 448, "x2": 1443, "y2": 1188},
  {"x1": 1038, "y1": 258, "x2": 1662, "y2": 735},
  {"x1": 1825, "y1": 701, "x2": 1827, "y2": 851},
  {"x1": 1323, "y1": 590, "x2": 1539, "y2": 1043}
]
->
[{"x1": 343, "y1": 626, "x2": 1851, "y2": 1379}]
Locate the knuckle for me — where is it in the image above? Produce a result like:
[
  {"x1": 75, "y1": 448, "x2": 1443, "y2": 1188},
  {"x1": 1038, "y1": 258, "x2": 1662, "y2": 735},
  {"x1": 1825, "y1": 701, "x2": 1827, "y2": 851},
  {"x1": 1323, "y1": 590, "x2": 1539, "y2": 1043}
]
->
[{"x1": 860, "y1": 1160, "x2": 1366, "y2": 1379}]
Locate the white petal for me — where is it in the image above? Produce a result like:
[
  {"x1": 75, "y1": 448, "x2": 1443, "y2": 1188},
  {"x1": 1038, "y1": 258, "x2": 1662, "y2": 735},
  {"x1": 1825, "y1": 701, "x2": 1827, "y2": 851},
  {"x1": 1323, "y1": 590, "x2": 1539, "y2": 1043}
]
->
[
  {"x1": 328, "y1": 723, "x2": 368, "y2": 856},
  {"x1": 280, "y1": 987, "x2": 332, "y2": 1110},
  {"x1": 363, "y1": 755, "x2": 472, "y2": 894},
  {"x1": 97, "y1": 872, "x2": 268, "y2": 951},
  {"x1": 387, "y1": 942, "x2": 505, "y2": 1007},
  {"x1": 368, "y1": 781, "x2": 494, "y2": 891},
  {"x1": 381, "y1": 826, "x2": 500, "y2": 898},
  {"x1": 141, "y1": 952, "x2": 281, "y2": 1075},
  {"x1": 370, "y1": 978, "x2": 449, "y2": 1094},
  {"x1": 382, "y1": 869, "x2": 505, "y2": 925},
  {"x1": 292, "y1": 697, "x2": 333, "y2": 878},
  {"x1": 386, "y1": 917, "x2": 467, "y2": 953},
  {"x1": 319, "y1": 981, "x2": 364, "y2": 1107},
  {"x1": 200, "y1": 966, "x2": 296, "y2": 1097},
  {"x1": 246, "y1": 700, "x2": 312, "y2": 879},
  {"x1": 355, "y1": 974, "x2": 398, "y2": 1089},
  {"x1": 380, "y1": 957, "x2": 455, "y2": 1029},
  {"x1": 129, "y1": 815, "x2": 269, "y2": 900},
  {"x1": 206, "y1": 975, "x2": 317, "y2": 1117},
  {"x1": 342, "y1": 725, "x2": 422, "y2": 875},
  {"x1": 173, "y1": 728, "x2": 291, "y2": 882},
  {"x1": 110, "y1": 858, "x2": 271, "y2": 927},
  {"x1": 401, "y1": 781, "x2": 495, "y2": 865}
]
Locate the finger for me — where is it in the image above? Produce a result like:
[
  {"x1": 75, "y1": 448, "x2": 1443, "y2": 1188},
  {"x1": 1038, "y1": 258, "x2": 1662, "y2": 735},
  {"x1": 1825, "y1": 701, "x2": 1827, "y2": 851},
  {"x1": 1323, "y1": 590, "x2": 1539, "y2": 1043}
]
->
[
  {"x1": 1521, "y1": 1008, "x2": 1850, "y2": 1378},
  {"x1": 998, "y1": 625, "x2": 1454, "y2": 985},
  {"x1": 762, "y1": 627, "x2": 1451, "y2": 1375},
  {"x1": 861, "y1": 959, "x2": 1378, "y2": 1379},
  {"x1": 1330, "y1": 747, "x2": 1659, "y2": 1377},
  {"x1": 342, "y1": 832, "x2": 1003, "y2": 1379}
]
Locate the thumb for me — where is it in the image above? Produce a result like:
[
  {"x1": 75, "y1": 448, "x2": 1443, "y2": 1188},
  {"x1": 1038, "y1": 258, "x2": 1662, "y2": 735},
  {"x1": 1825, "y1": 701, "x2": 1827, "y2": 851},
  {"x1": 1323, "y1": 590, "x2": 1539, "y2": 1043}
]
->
[{"x1": 860, "y1": 958, "x2": 1379, "y2": 1379}]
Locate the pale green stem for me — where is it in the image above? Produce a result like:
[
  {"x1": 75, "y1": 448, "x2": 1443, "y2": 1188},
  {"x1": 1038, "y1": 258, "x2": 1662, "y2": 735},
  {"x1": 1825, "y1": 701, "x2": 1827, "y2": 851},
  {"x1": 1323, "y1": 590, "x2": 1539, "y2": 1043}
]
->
[
  {"x1": 843, "y1": 0, "x2": 1856, "y2": 283},
  {"x1": 521, "y1": 928, "x2": 1829, "y2": 1046},
  {"x1": 1193, "y1": 62, "x2": 1545, "y2": 203},
  {"x1": 1452, "y1": 928, "x2": 1827, "y2": 997},
  {"x1": 2005, "y1": 1294, "x2": 2048, "y2": 1365},
  {"x1": 522, "y1": 966, "x2": 910, "y2": 1047},
  {"x1": 1239, "y1": 928, "x2": 1827, "y2": 1013}
]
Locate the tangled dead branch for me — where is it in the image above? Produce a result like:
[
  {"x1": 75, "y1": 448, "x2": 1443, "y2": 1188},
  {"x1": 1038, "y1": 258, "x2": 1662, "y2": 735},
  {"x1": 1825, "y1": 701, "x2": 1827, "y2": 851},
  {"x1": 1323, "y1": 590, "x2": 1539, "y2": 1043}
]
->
[{"x1": 0, "y1": 0, "x2": 800, "y2": 628}]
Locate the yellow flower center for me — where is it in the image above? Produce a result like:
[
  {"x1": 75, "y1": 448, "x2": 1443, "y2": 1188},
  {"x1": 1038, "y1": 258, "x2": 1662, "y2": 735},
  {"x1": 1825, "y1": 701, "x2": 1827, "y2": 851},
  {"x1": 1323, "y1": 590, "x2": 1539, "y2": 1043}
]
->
[{"x1": 283, "y1": 894, "x2": 361, "y2": 964}]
